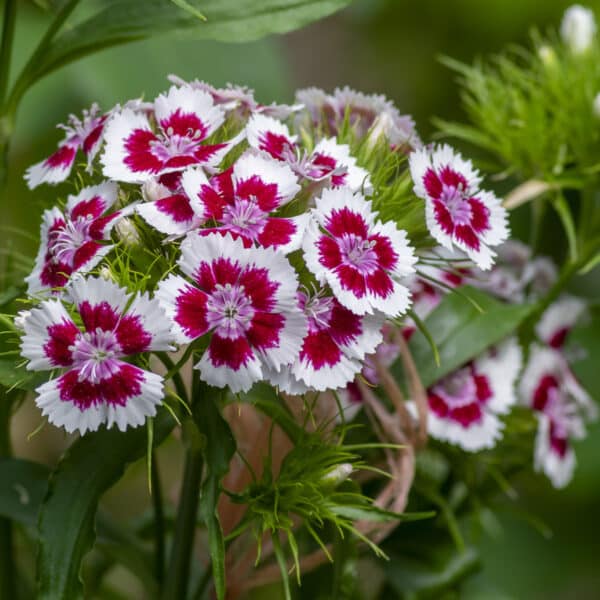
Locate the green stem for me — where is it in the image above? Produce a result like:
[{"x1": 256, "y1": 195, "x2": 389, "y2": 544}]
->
[
  {"x1": 151, "y1": 452, "x2": 165, "y2": 589},
  {"x1": 161, "y1": 419, "x2": 204, "y2": 599},
  {"x1": 0, "y1": 0, "x2": 17, "y2": 107},
  {"x1": 0, "y1": 391, "x2": 16, "y2": 599}
]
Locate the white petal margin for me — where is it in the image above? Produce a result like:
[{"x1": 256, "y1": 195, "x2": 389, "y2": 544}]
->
[
  {"x1": 25, "y1": 140, "x2": 77, "y2": 189},
  {"x1": 154, "y1": 85, "x2": 225, "y2": 139},
  {"x1": 20, "y1": 300, "x2": 76, "y2": 370},
  {"x1": 478, "y1": 189, "x2": 509, "y2": 247},
  {"x1": 536, "y1": 295, "x2": 586, "y2": 345},
  {"x1": 412, "y1": 402, "x2": 504, "y2": 452},
  {"x1": 68, "y1": 276, "x2": 129, "y2": 316},
  {"x1": 65, "y1": 181, "x2": 119, "y2": 216},
  {"x1": 268, "y1": 213, "x2": 311, "y2": 255},
  {"x1": 136, "y1": 198, "x2": 200, "y2": 237},
  {"x1": 474, "y1": 337, "x2": 522, "y2": 415},
  {"x1": 534, "y1": 412, "x2": 576, "y2": 489},
  {"x1": 126, "y1": 291, "x2": 176, "y2": 352},
  {"x1": 264, "y1": 366, "x2": 311, "y2": 395},
  {"x1": 246, "y1": 113, "x2": 297, "y2": 150},
  {"x1": 233, "y1": 151, "x2": 301, "y2": 204},
  {"x1": 292, "y1": 351, "x2": 362, "y2": 392},
  {"x1": 180, "y1": 167, "x2": 212, "y2": 219},
  {"x1": 104, "y1": 368, "x2": 164, "y2": 432},
  {"x1": 101, "y1": 109, "x2": 154, "y2": 183},
  {"x1": 196, "y1": 345, "x2": 263, "y2": 394}
]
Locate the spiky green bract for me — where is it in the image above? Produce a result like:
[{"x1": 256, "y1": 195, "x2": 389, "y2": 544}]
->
[{"x1": 436, "y1": 31, "x2": 600, "y2": 185}]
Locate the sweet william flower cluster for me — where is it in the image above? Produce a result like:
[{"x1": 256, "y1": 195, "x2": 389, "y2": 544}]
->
[{"x1": 18, "y1": 77, "x2": 510, "y2": 435}]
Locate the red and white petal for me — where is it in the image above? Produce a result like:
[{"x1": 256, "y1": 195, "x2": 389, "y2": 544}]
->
[
  {"x1": 121, "y1": 291, "x2": 176, "y2": 353},
  {"x1": 518, "y1": 345, "x2": 562, "y2": 407},
  {"x1": 264, "y1": 366, "x2": 310, "y2": 395},
  {"x1": 339, "y1": 311, "x2": 384, "y2": 360},
  {"x1": 137, "y1": 194, "x2": 201, "y2": 236},
  {"x1": 68, "y1": 276, "x2": 129, "y2": 323},
  {"x1": 474, "y1": 337, "x2": 522, "y2": 415},
  {"x1": 196, "y1": 336, "x2": 263, "y2": 393},
  {"x1": 478, "y1": 190, "x2": 509, "y2": 247},
  {"x1": 257, "y1": 214, "x2": 309, "y2": 254},
  {"x1": 66, "y1": 181, "x2": 118, "y2": 220},
  {"x1": 180, "y1": 167, "x2": 217, "y2": 220},
  {"x1": 104, "y1": 369, "x2": 164, "y2": 431},
  {"x1": 371, "y1": 220, "x2": 417, "y2": 279},
  {"x1": 430, "y1": 144, "x2": 482, "y2": 191},
  {"x1": 536, "y1": 296, "x2": 586, "y2": 348},
  {"x1": 426, "y1": 405, "x2": 503, "y2": 451},
  {"x1": 311, "y1": 138, "x2": 371, "y2": 193},
  {"x1": 20, "y1": 300, "x2": 78, "y2": 370},
  {"x1": 154, "y1": 85, "x2": 225, "y2": 140},
  {"x1": 311, "y1": 186, "x2": 377, "y2": 231},
  {"x1": 101, "y1": 109, "x2": 157, "y2": 183},
  {"x1": 233, "y1": 151, "x2": 300, "y2": 207},
  {"x1": 26, "y1": 207, "x2": 65, "y2": 297},
  {"x1": 534, "y1": 413, "x2": 576, "y2": 488},
  {"x1": 25, "y1": 141, "x2": 78, "y2": 189},
  {"x1": 246, "y1": 113, "x2": 297, "y2": 159},
  {"x1": 155, "y1": 274, "x2": 209, "y2": 344}
]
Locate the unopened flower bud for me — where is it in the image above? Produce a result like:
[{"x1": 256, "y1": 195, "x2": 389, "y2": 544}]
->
[
  {"x1": 115, "y1": 217, "x2": 140, "y2": 245},
  {"x1": 142, "y1": 179, "x2": 170, "y2": 203},
  {"x1": 537, "y1": 45, "x2": 557, "y2": 68},
  {"x1": 14, "y1": 310, "x2": 31, "y2": 331},
  {"x1": 99, "y1": 266, "x2": 114, "y2": 281},
  {"x1": 561, "y1": 5, "x2": 597, "y2": 54},
  {"x1": 321, "y1": 463, "x2": 353, "y2": 487}
]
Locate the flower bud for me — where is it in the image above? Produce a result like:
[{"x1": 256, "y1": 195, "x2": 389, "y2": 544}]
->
[
  {"x1": 14, "y1": 310, "x2": 31, "y2": 331},
  {"x1": 115, "y1": 217, "x2": 140, "y2": 246},
  {"x1": 321, "y1": 463, "x2": 353, "y2": 487},
  {"x1": 99, "y1": 266, "x2": 114, "y2": 281},
  {"x1": 561, "y1": 5, "x2": 597, "y2": 54},
  {"x1": 537, "y1": 45, "x2": 557, "y2": 68}
]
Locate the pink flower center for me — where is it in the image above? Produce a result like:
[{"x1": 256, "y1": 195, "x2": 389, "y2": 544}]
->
[
  {"x1": 150, "y1": 127, "x2": 204, "y2": 161},
  {"x1": 206, "y1": 283, "x2": 255, "y2": 339},
  {"x1": 440, "y1": 184, "x2": 472, "y2": 226},
  {"x1": 338, "y1": 234, "x2": 379, "y2": 274},
  {"x1": 301, "y1": 292, "x2": 334, "y2": 333},
  {"x1": 69, "y1": 328, "x2": 121, "y2": 384},
  {"x1": 221, "y1": 197, "x2": 267, "y2": 239},
  {"x1": 49, "y1": 216, "x2": 93, "y2": 265},
  {"x1": 435, "y1": 369, "x2": 478, "y2": 409}
]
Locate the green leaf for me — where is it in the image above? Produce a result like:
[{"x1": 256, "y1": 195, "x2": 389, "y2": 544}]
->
[
  {"x1": 36, "y1": 409, "x2": 175, "y2": 600},
  {"x1": 329, "y1": 504, "x2": 435, "y2": 523},
  {"x1": 0, "y1": 359, "x2": 47, "y2": 392},
  {"x1": 29, "y1": 0, "x2": 352, "y2": 84},
  {"x1": 0, "y1": 459, "x2": 49, "y2": 526},
  {"x1": 195, "y1": 384, "x2": 236, "y2": 600},
  {"x1": 396, "y1": 287, "x2": 531, "y2": 388},
  {"x1": 551, "y1": 192, "x2": 578, "y2": 262}
]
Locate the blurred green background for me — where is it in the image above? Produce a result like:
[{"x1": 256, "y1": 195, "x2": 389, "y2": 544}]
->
[{"x1": 4, "y1": 1, "x2": 600, "y2": 598}]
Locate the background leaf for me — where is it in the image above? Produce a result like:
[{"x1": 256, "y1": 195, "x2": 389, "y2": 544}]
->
[
  {"x1": 36, "y1": 409, "x2": 175, "y2": 599},
  {"x1": 27, "y1": 0, "x2": 353, "y2": 84},
  {"x1": 395, "y1": 287, "x2": 532, "y2": 388}
]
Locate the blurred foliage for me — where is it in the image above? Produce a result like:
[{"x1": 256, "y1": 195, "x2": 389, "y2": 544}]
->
[{"x1": 4, "y1": 0, "x2": 600, "y2": 598}]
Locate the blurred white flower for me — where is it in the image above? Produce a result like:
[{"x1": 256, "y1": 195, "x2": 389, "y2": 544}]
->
[{"x1": 561, "y1": 5, "x2": 596, "y2": 53}]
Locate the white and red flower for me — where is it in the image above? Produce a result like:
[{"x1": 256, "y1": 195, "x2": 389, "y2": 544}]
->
[
  {"x1": 179, "y1": 151, "x2": 306, "y2": 253},
  {"x1": 520, "y1": 345, "x2": 596, "y2": 488},
  {"x1": 26, "y1": 182, "x2": 131, "y2": 296},
  {"x1": 303, "y1": 187, "x2": 416, "y2": 316},
  {"x1": 295, "y1": 86, "x2": 420, "y2": 149},
  {"x1": 409, "y1": 144, "x2": 508, "y2": 270},
  {"x1": 156, "y1": 232, "x2": 307, "y2": 392},
  {"x1": 536, "y1": 295, "x2": 586, "y2": 349},
  {"x1": 20, "y1": 277, "x2": 175, "y2": 434},
  {"x1": 246, "y1": 114, "x2": 370, "y2": 192},
  {"x1": 25, "y1": 104, "x2": 107, "y2": 188},
  {"x1": 101, "y1": 85, "x2": 237, "y2": 183},
  {"x1": 269, "y1": 288, "x2": 383, "y2": 393},
  {"x1": 419, "y1": 338, "x2": 522, "y2": 451}
]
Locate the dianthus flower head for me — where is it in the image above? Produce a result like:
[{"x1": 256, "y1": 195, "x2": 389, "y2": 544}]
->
[
  {"x1": 101, "y1": 85, "x2": 240, "y2": 183},
  {"x1": 26, "y1": 182, "x2": 132, "y2": 296},
  {"x1": 20, "y1": 277, "x2": 175, "y2": 434},
  {"x1": 175, "y1": 151, "x2": 307, "y2": 253},
  {"x1": 268, "y1": 287, "x2": 384, "y2": 393},
  {"x1": 246, "y1": 114, "x2": 371, "y2": 192},
  {"x1": 536, "y1": 295, "x2": 586, "y2": 349},
  {"x1": 519, "y1": 345, "x2": 596, "y2": 488},
  {"x1": 409, "y1": 144, "x2": 508, "y2": 270},
  {"x1": 25, "y1": 104, "x2": 107, "y2": 189},
  {"x1": 303, "y1": 187, "x2": 416, "y2": 317},
  {"x1": 156, "y1": 232, "x2": 307, "y2": 393},
  {"x1": 417, "y1": 338, "x2": 522, "y2": 451}
]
